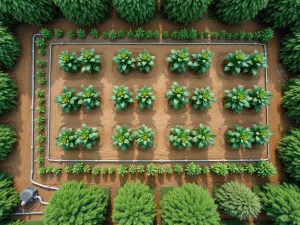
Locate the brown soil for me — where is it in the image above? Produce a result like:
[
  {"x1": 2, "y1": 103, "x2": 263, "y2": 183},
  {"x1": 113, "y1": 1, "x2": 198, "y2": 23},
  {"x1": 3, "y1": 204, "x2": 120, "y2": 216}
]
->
[{"x1": 0, "y1": 11, "x2": 292, "y2": 224}]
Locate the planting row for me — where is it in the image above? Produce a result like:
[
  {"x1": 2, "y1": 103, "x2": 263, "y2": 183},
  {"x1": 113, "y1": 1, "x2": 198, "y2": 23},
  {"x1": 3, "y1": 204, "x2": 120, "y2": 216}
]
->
[
  {"x1": 37, "y1": 161, "x2": 276, "y2": 178},
  {"x1": 55, "y1": 83, "x2": 272, "y2": 112}
]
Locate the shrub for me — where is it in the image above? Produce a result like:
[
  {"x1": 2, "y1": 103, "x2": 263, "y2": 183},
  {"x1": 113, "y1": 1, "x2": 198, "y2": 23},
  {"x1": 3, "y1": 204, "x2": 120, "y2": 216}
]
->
[
  {"x1": 224, "y1": 85, "x2": 252, "y2": 113},
  {"x1": 76, "y1": 29, "x2": 86, "y2": 39},
  {"x1": 224, "y1": 50, "x2": 248, "y2": 75},
  {"x1": 185, "y1": 162, "x2": 201, "y2": 176},
  {"x1": 227, "y1": 163, "x2": 244, "y2": 174},
  {"x1": 282, "y1": 76, "x2": 300, "y2": 123},
  {"x1": 225, "y1": 124, "x2": 254, "y2": 150},
  {"x1": 0, "y1": 27, "x2": 20, "y2": 70},
  {"x1": 112, "y1": 125, "x2": 134, "y2": 151},
  {"x1": 136, "y1": 50, "x2": 155, "y2": 72},
  {"x1": 187, "y1": 49, "x2": 214, "y2": 74},
  {"x1": 54, "y1": 0, "x2": 108, "y2": 26},
  {"x1": 112, "y1": 182, "x2": 155, "y2": 225},
  {"x1": 211, "y1": 163, "x2": 229, "y2": 176},
  {"x1": 90, "y1": 28, "x2": 99, "y2": 38},
  {"x1": 44, "y1": 181, "x2": 108, "y2": 225},
  {"x1": 165, "y1": 82, "x2": 190, "y2": 110},
  {"x1": 215, "y1": 181, "x2": 261, "y2": 220},
  {"x1": 0, "y1": 172, "x2": 19, "y2": 221},
  {"x1": 255, "y1": 161, "x2": 276, "y2": 177},
  {"x1": 0, "y1": 0, "x2": 55, "y2": 25},
  {"x1": 54, "y1": 28, "x2": 63, "y2": 38},
  {"x1": 56, "y1": 128, "x2": 77, "y2": 150},
  {"x1": 245, "y1": 51, "x2": 268, "y2": 77},
  {"x1": 161, "y1": 183, "x2": 220, "y2": 225},
  {"x1": 168, "y1": 125, "x2": 192, "y2": 150},
  {"x1": 192, "y1": 124, "x2": 216, "y2": 148},
  {"x1": 58, "y1": 50, "x2": 80, "y2": 72},
  {"x1": 248, "y1": 85, "x2": 272, "y2": 112},
  {"x1": 252, "y1": 122, "x2": 272, "y2": 147},
  {"x1": 77, "y1": 85, "x2": 101, "y2": 110},
  {"x1": 0, "y1": 126, "x2": 17, "y2": 160},
  {"x1": 136, "y1": 85, "x2": 156, "y2": 109},
  {"x1": 110, "y1": 85, "x2": 134, "y2": 111},
  {"x1": 75, "y1": 124, "x2": 100, "y2": 150},
  {"x1": 134, "y1": 125, "x2": 155, "y2": 149},
  {"x1": 166, "y1": 48, "x2": 190, "y2": 73},
  {"x1": 216, "y1": 0, "x2": 268, "y2": 25},
  {"x1": 280, "y1": 29, "x2": 300, "y2": 74},
  {"x1": 54, "y1": 87, "x2": 79, "y2": 113},
  {"x1": 191, "y1": 87, "x2": 216, "y2": 111},
  {"x1": 113, "y1": 0, "x2": 156, "y2": 25},
  {"x1": 0, "y1": 73, "x2": 18, "y2": 115},
  {"x1": 78, "y1": 48, "x2": 101, "y2": 73},
  {"x1": 163, "y1": 0, "x2": 211, "y2": 24},
  {"x1": 278, "y1": 128, "x2": 300, "y2": 181},
  {"x1": 112, "y1": 48, "x2": 136, "y2": 74},
  {"x1": 261, "y1": 0, "x2": 300, "y2": 28}
]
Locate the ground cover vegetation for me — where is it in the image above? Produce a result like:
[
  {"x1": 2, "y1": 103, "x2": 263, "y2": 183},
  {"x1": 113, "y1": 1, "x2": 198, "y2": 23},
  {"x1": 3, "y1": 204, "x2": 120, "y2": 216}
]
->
[
  {"x1": 0, "y1": 125, "x2": 17, "y2": 161},
  {"x1": 0, "y1": 73, "x2": 18, "y2": 115}
]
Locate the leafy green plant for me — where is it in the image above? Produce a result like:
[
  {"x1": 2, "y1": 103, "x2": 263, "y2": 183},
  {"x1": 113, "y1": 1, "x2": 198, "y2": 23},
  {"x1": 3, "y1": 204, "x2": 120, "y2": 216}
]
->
[
  {"x1": 40, "y1": 28, "x2": 52, "y2": 40},
  {"x1": 35, "y1": 38, "x2": 47, "y2": 49},
  {"x1": 36, "y1": 59, "x2": 46, "y2": 67},
  {"x1": 113, "y1": 0, "x2": 156, "y2": 25},
  {"x1": 191, "y1": 87, "x2": 216, "y2": 111},
  {"x1": 146, "y1": 163, "x2": 156, "y2": 176},
  {"x1": 112, "y1": 182, "x2": 155, "y2": 225},
  {"x1": 58, "y1": 50, "x2": 80, "y2": 72},
  {"x1": 165, "y1": 82, "x2": 190, "y2": 110},
  {"x1": 252, "y1": 122, "x2": 272, "y2": 147},
  {"x1": 168, "y1": 125, "x2": 192, "y2": 150},
  {"x1": 117, "y1": 30, "x2": 124, "y2": 38},
  {"x1": 92, "y1": 166, "x2": 100, "y2": 175},
  {"x1": 145, "y1": 30, "x2": 152, "y2": 39},
  {"x1": 171, "y1": 31, "x2": 177, "y2": 39},
  {"x1": 110, "y1": 86, "x2": 134, "y2": 111},
  {"x1": 134, "y1": 125, "x2": 155, "y2": 149},
  {"x1": 0, "y1": 125, "x2": 17, "y2": 161},
  {"x1": 136, "y1": 50, "x2": 155, "y2": 72},
  {"x1": 225, "y1": 124, "x2": 254, "y2": 150},
  {"x1": 228, "y1": 163, "x2": 244, "y2": 174},
  {"x1": 192, "y1": 124, "x2": 216, "y2": 148},
  {"x1": 189, "y1": 29, "x2": 197, "y2": 40},
  {"x1": 38, "y1": 77, "x2": 46, "y2": 85},
  {"x1": 224, "y1": 50, "x2": 249, "y2": 75},
  {"x1": 77, "y1": 85, "x2": 101, "y2": 110},
  {"x1": 44, "y1": 181, "x2": 108, "y2": 224},
  {"x1": 112, "y1": 125, "x2": 134, "y2": 151},
  {"x1": 185, "y1": 162, "x2": 201, "y2": 176},
  {"x1": 135, "y1": 28, "x2": 145, "y2": 40},
  {"x1": 108, "y1": 30, "x2": 117, "y2": 40},
  {"x1": 187, "y1": 49, "x2": 214, "y2": 74},
  {"x1": 258, "y1": 28, "x2": 274, "y2": 43},
  {"x1": 248, "y1": 85, "x2": 272, "y2": 112},
  {"x1": 36, "y1": 134, "x2": 45, "y2": 143},
  {"x1": 157, "y1": 165, "x2": 165, "y2": 174},
  {"x1": 211, "y1": 163, "x2": 229, "y2": 176},
  {"x1": 255, "y1": 161, "x2": 276, "y2": 177},
  {"x1": 174, "y1": 164, "x2": 184, "y2": 174},
  {"x1": 112, "y1": 48, "x2": 136, "y2": 74},
  {"x1": 36, "y1": 145, "x2": 44, "y2": 153},
  {"x1": 56, "y1": 128, "x2": 77, "y2": 150},
  {"x1": 108, "y1": 167, "x2": 115, "y2": 174},
  {"x1": 83, "y1": 165, "x2": 91, "y2": 173},
  {"x1": 118, "y1": 164, "x2": 128, "y2": 177},
  {"x1": 64, "y1": 165, "x2": 73, "y2": 173},
  {"x1": 54, "y1": 0, "x2": 108, "y2": 26},
  {"x1": 101, "y1": 167, "x2": 108, "y2": 175},
  {"x1": 101, "y1": 31, "x2": 108, "y2": 39},
  {"x1": 165, "y1": 165, "x2": 172, "y2": 174},
  {"x1": 0, "y1": 73, "x2": 18, "y2": 115},
  {"x1": 215, "y1": 181, "x2": 261, "y2": 220},
  {"x1": 35, "y1": 115, "x2": 45, "y2": 125},
  {"x1": 77, "y1": 29, "x2": 86, "y2": 39},
  {"x1": 161, "y1": 183, "x2": 220, "y2": 224},
  {"x1": 54, "y1": 87, "x2": 79, "y2": 113},
  {"x1": 38, "y1": 49, "x2": 46, "y2": 56},
  {"x1": 245, "y1": 51, "x2": 267, "y2": 77},
  {"x1": 224, "y1": 85, "x2": 252, "y2": 113},
  {"x1": 75, "y1": 124, "x2": 100, "y2": 150},
  {"x1": 162, "y1": 31, "x2": 169, "y2": 39},
  {"x1": 136, "y1": 85, "x2": 156, "y2": 109},
  {"x1": 54, "y1": 28, "x2": 63, "y2": 38},
  {"x1": 152, "y1": 30, "x2": 159, "y2": 39},
  {"x1": 71, "y1": 162, "x2": 84, "y2": 174},
  {"x1": 90, "y1": 28, "x2": 99, "y2": 38},
  {"x1": 127, "y1": 29, "x2": 134, "y2": 39},
  {"x1": 166, "y1": 48, "x2": 190, "y2": 73},
  {"x1": 128, "y1": 165, "x2": 136, "y2": 174},
  {"x1": 67, "y1": 30, "x2": 76, "y2": 39},
  {"x1": 78, "y1": 48, "x2": 101, "y2": 73},
  {"x1": 136, "y1": 164, "x2": 145, "y2": 173}
]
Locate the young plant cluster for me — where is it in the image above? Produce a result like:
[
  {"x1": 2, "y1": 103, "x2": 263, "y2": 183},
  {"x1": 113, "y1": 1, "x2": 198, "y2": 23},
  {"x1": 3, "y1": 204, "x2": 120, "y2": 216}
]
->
[
  {"x1": 35, "y1": 88, "x2": 46, "y2": 158},
  {"x1": 224, "y1": 85, "x2": 272, "y2": 113},
  {"x1": 225, "y1": 123, "x2": 273, "y2": 150},
  {"x1": 112, "y1": 125, "x2": 155, "y2": 151},
  {"x1": 56, "y1": 124, "x2": 100, "y2": 150},
  {"x1": 223, "y1": 50, "x2": 268, "y2": 77},
  {"x1": 63, "y1": 163, "x2": 115, "y2": 176},
  {"x1": 58, "y1": 48, "x2": 101, "y2": 73},
  {"x1": 166, "y1": 48, "x2": 214, "y2": 74},
  {"x1": 55, "y1": 85, "x2": 101, "y2": 113},
  {"x1": 166, "y1": 82, "x2": 217, "y2": 110},
  {"x1": 168, "y1": 124, "x2": 216, "y2": 150},
  {"x1": 38, "y1": 166, "x2": 62, "y2": 176},
  {"x1": 112, "y1": 48, "x2": 155, "y2": 74}
]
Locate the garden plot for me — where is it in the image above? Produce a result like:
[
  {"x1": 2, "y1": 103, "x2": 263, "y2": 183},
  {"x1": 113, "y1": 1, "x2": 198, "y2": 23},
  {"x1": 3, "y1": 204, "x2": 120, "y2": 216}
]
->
[{"x1": 47, "y1": 43, "x2": 267, "y2": 161}]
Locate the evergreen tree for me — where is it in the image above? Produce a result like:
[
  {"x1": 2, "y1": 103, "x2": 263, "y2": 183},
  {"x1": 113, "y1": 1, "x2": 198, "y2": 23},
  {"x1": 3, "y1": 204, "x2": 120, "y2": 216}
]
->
[
  {"x1": 113, "y1": 0, "x2": 156, "y2": 25},
  {"x1": 0, "y1": 27, "x2": 20, "y2": 70},
  {"x1": 112, "y1": 182, "x2": 156, "y2": 225},
  {"x1": 161, "y1": 183, "x2": 220, "y2": 225},
  {"x1": 216, "y1": 0, "x2": 268, "y2": 25},
  {"x1": 0, "y1": 0, "x2": 56, "y2": 26},
  {"x1": 54, "y1": 0, "x2": 108, "y2": 26},
  {"x1": 259, "y1": 183, "x2": 300, "y2": 225},
  {"x1": 163, "y1": 0, "x2": 211, "y2": 24},
  {"x1": 215, "y1": 181, "x2": 261, "y2": 220},
  {"x1": 0, "y1": 73, "x2": 18, "y2": 115},
  {"x1": 0, "y1": 125, "x2": 17, "y2": 161},
  {"x1": 44, "y1": 181, "x2": 109, "y2": 225},
  {"x1": 278, "y1": 128, "x2": 300, "y2": 181},
  {"x1": 261, "y1": 0, "x2": 300, "y2": 28},
  {"x1": 280, "y1": 29, "x2": 300, "y2": 74}
]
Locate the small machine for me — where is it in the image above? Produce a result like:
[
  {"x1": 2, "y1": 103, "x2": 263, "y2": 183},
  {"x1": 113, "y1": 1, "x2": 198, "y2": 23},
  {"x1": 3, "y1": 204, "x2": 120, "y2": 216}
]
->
[{"x1": 20, "y1": 187, "x2": 48, "y2": 206}]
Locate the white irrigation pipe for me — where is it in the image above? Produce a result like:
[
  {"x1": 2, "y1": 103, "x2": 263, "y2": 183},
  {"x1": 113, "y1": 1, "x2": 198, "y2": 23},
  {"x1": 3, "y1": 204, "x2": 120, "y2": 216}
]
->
[{"x1": 45, "y1": 41, "x2": 270, "y2": 163}]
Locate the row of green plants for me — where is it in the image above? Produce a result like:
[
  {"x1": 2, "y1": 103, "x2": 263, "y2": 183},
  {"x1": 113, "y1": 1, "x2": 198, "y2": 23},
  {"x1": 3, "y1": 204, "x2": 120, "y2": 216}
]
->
[
  {"x1": 38, "y1": 161, "x2": 276, "y2": 178},
  {"x1": 56, "y1": 124, "x2": 100, "y2": 150},
  {"x1": 35, "y1": 89, "x2": 46, "y2": 157},
  {"x1": 55, "y1": 85, "x2": 100, "y2": 113}
]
